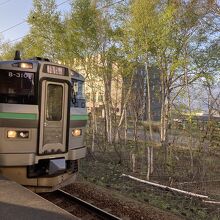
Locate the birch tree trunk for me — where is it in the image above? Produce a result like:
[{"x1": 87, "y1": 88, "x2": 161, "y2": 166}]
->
[
  {"x1": 160, "y1": 70, "x2": 170, "y2": 170},
  {"x1": 124, "y1": 107, "x2": 128, "y2": 145},
  {"x1": 91, "y1": 89, "x2": 96, "y2": 152},
  {"x1": 145, "y1": 61, "x2": 153, "y2": 180},
  {"x1": 184, "y1": 43, "x2": 194, "y2": 173},
  {"x1": 115, "y1": 73, "x2": 134, "y2": 143},
  {"x1": 133, "y1": 114, "x2": 138, "y2": 148},
  {"x1": 103, "y1": 65, "x2": 112, "y2": 144}
]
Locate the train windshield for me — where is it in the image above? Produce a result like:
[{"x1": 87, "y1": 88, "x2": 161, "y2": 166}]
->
[{"x1": 0, "y1": 69, "x2": 36, "y2": 104}]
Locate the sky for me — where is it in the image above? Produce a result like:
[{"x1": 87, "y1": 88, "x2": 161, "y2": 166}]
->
[{"x1": 0, "y1": 0, "x2": 70, "y2": 43}]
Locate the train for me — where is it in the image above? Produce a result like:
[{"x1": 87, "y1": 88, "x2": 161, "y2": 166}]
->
[{"x1": 0, "y1": 51, "x2": 88, "y2": 192}]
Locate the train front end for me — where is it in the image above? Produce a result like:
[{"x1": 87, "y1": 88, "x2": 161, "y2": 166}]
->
[{"x1": 0, "y1": 57, "x2": 87, "y2": 192}]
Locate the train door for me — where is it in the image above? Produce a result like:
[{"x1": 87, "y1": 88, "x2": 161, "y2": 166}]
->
[{"x1": 39, "y1": 80, "x2": 68, "y2": 155}]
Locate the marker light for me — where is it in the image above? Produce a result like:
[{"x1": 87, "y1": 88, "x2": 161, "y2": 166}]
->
[
  {"x1": 7, "y1": 130, "x2": 17, "y2": 138},
  {"x1": 72, "y1": 129, "x2": 82, "y2": 137},
  {"x1": 19, "y1": 131, "x2": 29, "y2": 138},
  {"x1": 20, "y1": 62, "x2": 33, "y2": 69}
]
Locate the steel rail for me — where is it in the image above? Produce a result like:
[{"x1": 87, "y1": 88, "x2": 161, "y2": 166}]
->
[{"x1": 56, "y1": 189, "x2": 121, "y2": 220}]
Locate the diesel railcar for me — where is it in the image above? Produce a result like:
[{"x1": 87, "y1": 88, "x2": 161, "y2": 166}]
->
[{"x1": 0, "y1": 52, "x2": 87, "y2": 192}]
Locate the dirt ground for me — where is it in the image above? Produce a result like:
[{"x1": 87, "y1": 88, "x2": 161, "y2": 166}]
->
[{"x1": 64, "y1": 179, "x2": 184, "y2": 220}]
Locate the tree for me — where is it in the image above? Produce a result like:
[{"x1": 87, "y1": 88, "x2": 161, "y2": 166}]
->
[
  {"x1": 25, "y1": 0, "x2": 64, "y2": 60},
  {"x1": 129, "y1": 0, "x2": 216, "y2": 172}
]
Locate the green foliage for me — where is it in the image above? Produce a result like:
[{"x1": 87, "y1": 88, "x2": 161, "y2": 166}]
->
[
  {"x1": 25, "y1": 0, "x2": 64, "y2": 60},
  {"x1": 64, "y1": 0, "x2": 102, "y2": 60},
  {"x1": 130, "y1": 0, "x2": 179, "y2": 59},
  {"x1": 0, "y1": 42, "x2": 15, "y2": 60}
]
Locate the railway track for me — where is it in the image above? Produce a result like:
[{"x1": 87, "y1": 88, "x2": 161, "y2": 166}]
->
[{"x1": 41, "y1": 189, "x2": 121, "y2": 220}]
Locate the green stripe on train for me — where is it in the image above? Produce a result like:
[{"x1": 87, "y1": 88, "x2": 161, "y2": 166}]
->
[
  {"x1": 0, "y1": 112, "x2": 37, "y2": 120},
  {"x1": 70, "y1": 115, "x2": 88, "y2": 121}
]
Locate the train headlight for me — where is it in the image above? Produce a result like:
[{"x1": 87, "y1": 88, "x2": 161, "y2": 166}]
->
[
  {"x1": 72, "y1": 129, "x2": 82, "y2": 137},
  {"x1": 20, "y1": 62, "x2": 33, "y2": 69},
  {"x1": 7, "y1": 130, "x2": 17, "y2": 138},
  {"x1": 12, "y1": 62, "x2": 33, "y2": 69},
  {"x1": 7, "y1": 130, "x2": 29, "y2": 139}
]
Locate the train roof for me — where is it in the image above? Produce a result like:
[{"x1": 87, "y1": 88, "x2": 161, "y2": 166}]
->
[
  {"x1": 0, "y1": 58, "x2": 84, "y2": 81},
  {"x1": 0, "y1": 60, "x2": 39, "y2": 72}
]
